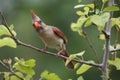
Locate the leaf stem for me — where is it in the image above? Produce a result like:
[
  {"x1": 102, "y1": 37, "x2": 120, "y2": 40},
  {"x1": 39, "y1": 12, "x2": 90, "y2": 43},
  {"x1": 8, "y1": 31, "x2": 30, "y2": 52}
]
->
[{"x1": 83, "y1": 31, "x2": 100, "y2": 63}]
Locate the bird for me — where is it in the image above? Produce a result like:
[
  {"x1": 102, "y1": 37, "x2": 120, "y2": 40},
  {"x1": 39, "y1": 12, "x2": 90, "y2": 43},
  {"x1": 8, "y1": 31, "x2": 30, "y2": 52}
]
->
[{"x1": 31, "y1": 11, "x2": 74, "y2": 69}]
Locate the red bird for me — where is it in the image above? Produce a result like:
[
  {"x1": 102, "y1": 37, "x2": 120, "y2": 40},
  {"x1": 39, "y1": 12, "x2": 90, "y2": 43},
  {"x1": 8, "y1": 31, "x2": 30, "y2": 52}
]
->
[{"x1": 31, "y1": 11, "x2": 74, "y2": 69}]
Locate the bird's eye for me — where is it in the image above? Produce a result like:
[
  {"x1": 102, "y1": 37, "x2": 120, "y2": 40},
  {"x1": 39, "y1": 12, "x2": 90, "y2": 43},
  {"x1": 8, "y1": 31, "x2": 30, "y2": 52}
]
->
[{"x1": 38, "y1": 21, "x2": 42, "y2": 24}]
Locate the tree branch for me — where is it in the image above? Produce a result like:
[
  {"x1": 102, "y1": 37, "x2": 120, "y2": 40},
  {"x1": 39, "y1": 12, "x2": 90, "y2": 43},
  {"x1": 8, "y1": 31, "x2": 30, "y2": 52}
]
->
[
  {"x1": 0, "y1": 60, "x2": 24, "y2": 80},
  {"x1": 18, "y1": 40, "x2": 102, "y2": 68},
  {"x1": 101, "y1": 0, "x2": 114, "y2": 80},
  {"x1": 110, "y1": 48, "x2": 120, "y2": 52}
]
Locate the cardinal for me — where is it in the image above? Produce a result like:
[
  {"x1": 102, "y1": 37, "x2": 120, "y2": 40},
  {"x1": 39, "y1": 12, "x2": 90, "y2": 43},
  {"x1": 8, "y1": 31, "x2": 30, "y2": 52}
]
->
[{"x1": 31, "y1": 11, "x2": 74, "y2": 69}]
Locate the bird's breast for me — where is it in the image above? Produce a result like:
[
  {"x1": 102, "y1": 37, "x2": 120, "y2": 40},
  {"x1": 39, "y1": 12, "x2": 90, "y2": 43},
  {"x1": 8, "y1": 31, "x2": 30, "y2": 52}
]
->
[{"x1": 38, "y1": 28, "x2": 64, "y2": 49}]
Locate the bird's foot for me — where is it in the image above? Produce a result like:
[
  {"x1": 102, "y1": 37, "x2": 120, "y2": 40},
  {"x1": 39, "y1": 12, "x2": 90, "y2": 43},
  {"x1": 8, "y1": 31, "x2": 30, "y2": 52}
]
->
[
  {"x1": 42, "y1": 46, "x2": 48, "y2": 51},
  {"x1": 56, "y1": 50, "x2": 63, "y2": 57}
]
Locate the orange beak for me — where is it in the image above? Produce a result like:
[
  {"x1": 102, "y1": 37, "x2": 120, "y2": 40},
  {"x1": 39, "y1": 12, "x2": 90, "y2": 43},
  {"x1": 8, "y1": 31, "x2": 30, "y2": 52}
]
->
[
  {"x1": 34, "y1": 21, "x2": 41, "y2": 29},
  {"x1": 31, "y1": 10, "x2": 41, "y2": 29}
]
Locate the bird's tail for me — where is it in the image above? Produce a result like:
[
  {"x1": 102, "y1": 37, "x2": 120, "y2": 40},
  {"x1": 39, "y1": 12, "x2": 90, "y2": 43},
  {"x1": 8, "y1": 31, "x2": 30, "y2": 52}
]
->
[{"x1": 60, "y1": 50, "x2": 74, "y2": 69}]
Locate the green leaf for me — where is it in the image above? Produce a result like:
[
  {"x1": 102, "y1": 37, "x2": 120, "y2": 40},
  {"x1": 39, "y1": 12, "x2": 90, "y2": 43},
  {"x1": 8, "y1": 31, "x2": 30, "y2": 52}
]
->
[
  {"x1": 98, "y1": 34, "x2": 105, "y2": 40},
  {"x1": 109, "y1": 58, "x2": 120, "y2": 70},
  {"x1": 74, "y1": 63, "x2": 80, "y2": 69},
  {"x1": 0, "y1": 25, "x2": 11, "y2": 36},
  {"x1": 84, "y1": 17, "x2": 92, "y2": 27},
  {"x1": 76, "y1": 7, "x2": 89, "y2": 16},
  {"x1": 77, "y1": 76, "x2": 84, "y2": 80},
  {"x1": 103, "y1": 6, "x2": 119, "y2": 12},
  {"x1": 10, "y1": 76, "x2": 20, "y2": 80},
  {"x1": 65, "y1": 54, "x2": 76, "y2": 67},
  {"x1": 10, "y1": 72, "x2": 24, "y2": 80},
  {"x1": 40, "y1": 70, "x2": 61, "y2": 80},
  {"x1": 76, "y1": 11, "x2": 85, "y2": 16},
  {"x1": 25, "y1": 59, "x2": 36, "y2": 68},
  {"x1": 91, "y1": 15, "x2": 102, "y2": 26},
  {"x1": 24, "y1": 74, "x2": 33, "y2": 80},
  {"x1": 0, "y1": 37, "x2": 17, "y2": 48},
  {"x1": 4, "y1": 72, "x2": 10, "y2": 80},
  {"x1": 74, "y1": 4, "x2": 94, "y2": 9},
  {"x1": 111, "y1": 18, "x2": 116, "y2": 27},
  {"x1": 71, "y1": 23, "x2": 80, "y2": 31},
  {"x1": 86, "y1": 4, "x2": 94, "y2": 9},
  {"x1": 9, "y1": 24, "x2": 17, "y2": 36},
  {"x1": 77, "y1": 17, "x2": 87, "y2": 29},
  {"x1": 84, "y1": 7, "x2": 89, "y2": 15},
  {"x1": 76, "y1": 51, "x2": 85, "y2": 57},
  {"x1": 13, "y1": 58, "x2": 36, "y2": 75},
  {"x1": 102, "y1": 0, "x2": 108, "y2": 3},
  {"x1": 0, "y1": 24, "x2": 17, "y2": 37},
  {"x1": 91, "y1": 13, "x2": 110, "y2": 31},
  {"x1": 78, "y1": 30, "x2": 84, "y2": 36},
  {"x1": 74, "y1": 5, "x2": 85, "y2": 8},
  {"x1": 111, "y1": 18, "x2": 120, "y2": 28},
  {"x1": 65, "y1": 51, "x2": 85, "y2": 67},
  {"x1": 76, "y1": 64, "x2": 92, "y2": 74},
  {"x1": 14, "y1": 64, "x2": 35, "y2": 75}
]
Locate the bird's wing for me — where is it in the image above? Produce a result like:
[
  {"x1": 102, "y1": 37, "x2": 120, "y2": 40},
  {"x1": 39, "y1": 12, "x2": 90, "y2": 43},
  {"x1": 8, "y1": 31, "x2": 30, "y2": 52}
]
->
[{"x1": 52, "y1": 27, "x2": 67, "y2": 44}]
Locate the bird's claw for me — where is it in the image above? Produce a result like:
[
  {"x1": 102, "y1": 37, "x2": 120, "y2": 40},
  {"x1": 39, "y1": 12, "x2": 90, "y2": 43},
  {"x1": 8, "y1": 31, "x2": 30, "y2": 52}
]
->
[{"x1": 56, "y1": 50, "x2": 63, "y2": 57}]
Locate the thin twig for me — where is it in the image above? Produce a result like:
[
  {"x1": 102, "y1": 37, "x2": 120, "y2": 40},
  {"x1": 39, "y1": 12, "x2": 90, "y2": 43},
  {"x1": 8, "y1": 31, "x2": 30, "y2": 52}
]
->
[
  {"x1": 0, "y1": 11, "x2": 18, "y2": 43},
  {"x1": 112, "y1": 29, "x2": 119, "y2": 60},
  {"x1": 110, "y1": 48, "x2": 120, "y2": 52},
  {"x1": 83, "y1": 31, "x2": 100, "y2": 63},
  {"x1": 0, "y1": 60, "x2": 9, "y2": 69},
  {"x1": 0, "y1": 60, "x2": 24, "y2": 80},
  {"x1": 93, "y1": 0, "x2": 97, "y2": 14}
]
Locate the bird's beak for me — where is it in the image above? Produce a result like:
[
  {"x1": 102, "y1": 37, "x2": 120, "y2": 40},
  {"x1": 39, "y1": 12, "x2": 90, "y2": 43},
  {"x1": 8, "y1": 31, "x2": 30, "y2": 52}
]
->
[
  {"x1": 34, "y1": 21, "x2": 41, "y2": 29},
  {"x1": 31, "y1": 10, "x2": 41, "y2": 29}
]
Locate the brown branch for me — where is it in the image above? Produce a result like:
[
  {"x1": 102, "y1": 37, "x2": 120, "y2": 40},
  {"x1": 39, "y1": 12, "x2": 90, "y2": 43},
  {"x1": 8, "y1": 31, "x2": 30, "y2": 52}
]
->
[
  {"x1": 0, "y1": 11, "x2": 18, "y2": 43},
  {"x1": 110, "y1": 48, "x2": 120, "y2": 52},
  {"x1": 0, "y1": 60, "x2": 24, "y2": 80},
  {"x1": 17, "y1": 40, "x2": 102, "y2": 68},
  {"x1": 93, "y1": 0, "x2": 97, "y2": 14},
  {"x1": 0, "y1": 11, "x2": 102, "y2": 68},
  {"x1": 101, "y1": 0, "x2": 114, "y2": 80}
]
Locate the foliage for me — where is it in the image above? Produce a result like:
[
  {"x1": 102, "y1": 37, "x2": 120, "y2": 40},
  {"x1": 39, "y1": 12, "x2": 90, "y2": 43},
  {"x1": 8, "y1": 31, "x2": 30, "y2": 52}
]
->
[
  {"x1": 109, "y1": 58, "x2": 120, "y2": 70},
  {"x1": 70, "y1": 0, "x2": 120, "y2": 80},
  {"x1": 0, "y1": 57, "x2": 61, "y2": 80},
  {"x1": 0, "y1": 25, "x2": 16, "y2": 48},
  {"x1": 71, "y1": 0, "x2": 119, "y2": 36},
  {"x1": 40, "y1": 70, "x2": 61, "y2": 80}
]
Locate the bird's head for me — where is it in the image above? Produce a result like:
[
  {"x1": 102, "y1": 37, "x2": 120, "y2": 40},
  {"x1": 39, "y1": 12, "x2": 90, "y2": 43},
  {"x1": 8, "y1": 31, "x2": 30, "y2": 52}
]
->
[{"x1": 31, "y1": 11, "x2": 42, "y2": 30}]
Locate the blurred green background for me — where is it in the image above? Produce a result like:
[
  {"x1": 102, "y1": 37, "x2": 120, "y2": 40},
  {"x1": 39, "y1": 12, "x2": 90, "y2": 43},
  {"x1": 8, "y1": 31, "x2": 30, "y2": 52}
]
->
[{"x1": 0, "y1": 0, "x2": 120, "y2": 80}]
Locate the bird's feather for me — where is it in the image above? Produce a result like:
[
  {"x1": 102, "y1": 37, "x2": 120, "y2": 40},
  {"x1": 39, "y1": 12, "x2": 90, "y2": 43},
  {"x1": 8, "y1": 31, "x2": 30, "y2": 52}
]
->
[{"x1": 52, "y1": 27, "x2": 67, "y2": 44}]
